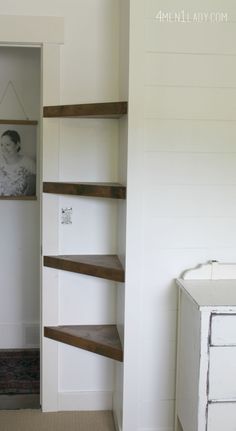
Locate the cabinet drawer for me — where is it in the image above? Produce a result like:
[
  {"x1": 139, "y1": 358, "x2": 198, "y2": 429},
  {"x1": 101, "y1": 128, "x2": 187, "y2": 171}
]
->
[
  {"x1": 209, "y1": 347, "x2": 236, "y2": 400},
  {"x1": 211, "y1": 315, "x2": 236, "y2": 345},
  {"x1": 208, "y1": 403, "x2": 236, "y2": 431}
]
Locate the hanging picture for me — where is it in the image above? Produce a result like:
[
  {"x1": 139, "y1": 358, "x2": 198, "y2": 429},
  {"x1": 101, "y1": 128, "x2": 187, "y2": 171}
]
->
[{"x1": 0, "y1": 122, "x2": 37, "y2": 199}]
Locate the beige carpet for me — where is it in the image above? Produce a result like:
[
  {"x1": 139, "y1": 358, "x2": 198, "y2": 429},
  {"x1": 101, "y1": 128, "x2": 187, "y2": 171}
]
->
[{"x1": 0, "y1": 410, "x2": 116, "y2": 431}]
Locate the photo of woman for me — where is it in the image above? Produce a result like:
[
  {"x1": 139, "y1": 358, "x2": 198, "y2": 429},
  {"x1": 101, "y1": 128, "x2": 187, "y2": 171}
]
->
[{"x1": 0, "y1": 128, "x2": 36, "y2": 197}]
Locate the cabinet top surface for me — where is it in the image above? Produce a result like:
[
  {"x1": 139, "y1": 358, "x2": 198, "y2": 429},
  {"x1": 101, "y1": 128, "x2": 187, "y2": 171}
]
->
[{"x1": 177, "y1": 279, "x2": 236, "y2": 309}]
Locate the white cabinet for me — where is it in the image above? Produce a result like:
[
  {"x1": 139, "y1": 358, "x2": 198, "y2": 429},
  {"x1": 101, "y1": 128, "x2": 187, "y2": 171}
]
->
[
  {"x1": 211, "y1": 314, "x2": 236, "y2": 345},
  {"x1": 175, "y1": 264, "x2": 236, "y2": 431},
  {"x1": 208, "y1": 403, "x2": 236, "y2": 431},
  {"x1": 209, "y1": 346, "x2": 236, "y2": 399}
]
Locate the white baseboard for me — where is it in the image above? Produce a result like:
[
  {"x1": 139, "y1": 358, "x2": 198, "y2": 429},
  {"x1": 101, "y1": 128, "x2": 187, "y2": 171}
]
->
[
  {"x1": 113, "y1": 410, "x2": 122, "y2": 431},
  {"x1": 140, "y1": 428, "x2": 173, "y2": 431},
  {"x1": 113, "y1": 422, "x2": 172, "y2": 431},
  {"x1": 58, "y1": 391, "x2": 113, "y2": 411}
]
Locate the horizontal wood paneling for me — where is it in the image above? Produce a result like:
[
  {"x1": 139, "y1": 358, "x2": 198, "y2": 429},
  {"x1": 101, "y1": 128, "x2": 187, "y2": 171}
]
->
[
  {"x1": 141, "y1": 309, "x2": 177, "y2": 343},
  {"x1": 143, "y1": 217, "x2": 236, "y2": 249},
  {"x1": 144, "y1": 119, "x2": 236, "y2": 152},
  {"x1": 146, "y1": 21, "x2": 236, "y2": 54},
  {"x1": 146, "y1": 0, "x2": 236, "y2": 21},
  {"x1": 134, "y1": 3, "x2": 236, "y2": 430},
  {"x1": 145, "y1": 87, "x2": 236, "y2": 120},
  {"x1": 143, "y1": 249, "x2": 236, "y2": 277},
  {"x1": 141, "y1": 278, "x2": 177, "y2": 312},
  {"x1": 141, "y1": 340, "x2": 176, "y2": 400},
  {"x1": 143, "y1": 152, "x2": 236, "y2": 185},
  {"x1": 141, "y1": 249, "x2": 236, "y2": 316},
  {"x1": 145, "y1": 53, "x2": 236, "y2": 87},
  {"x1": 143, "y1": 185, "x2": 236, "y2": 217}
]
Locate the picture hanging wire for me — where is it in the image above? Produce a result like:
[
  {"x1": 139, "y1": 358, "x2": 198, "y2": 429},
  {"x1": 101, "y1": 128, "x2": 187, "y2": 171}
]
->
[{"x1": 0, "y1": 80, "x2": 30, "y2": 121}]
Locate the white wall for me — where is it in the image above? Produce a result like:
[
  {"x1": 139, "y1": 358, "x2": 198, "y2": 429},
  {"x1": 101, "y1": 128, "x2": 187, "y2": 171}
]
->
[
  {"x1": 0, "y1": 0, "x2": 123, "y2": 412},
  {"x1": 4, "y1": 3, "x2": 235, "y2": 430},
  {"x1": 113, "y1": 1, "x2": 130, "y2": 429},
  {"x1": 0, "y1": 47, "x2": 40, "y2": 348},
  {"x1": 125, "y1": 1, "x2": 236, "y2": 430}
]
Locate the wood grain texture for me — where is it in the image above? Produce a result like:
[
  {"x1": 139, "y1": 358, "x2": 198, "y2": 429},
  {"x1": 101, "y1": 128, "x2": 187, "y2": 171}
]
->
[
  {"x1": 0, "y1": 120, "x2": 38, "y2": 125},
  {"x1": 44, "y1": 325, "x2": 123, "y2": 362},
  {"x1": 43, "y1": 102, "x2": 128, "y2": 118},
  {"x1": 43, "y1": 182, "x2": 126, "y2": 199},
  {"x1": 44, "y1": 255, "x2": 125, "y2": 282},
  {"x1": 0, "y1": 196, "x2": 37, "y2": 200}
]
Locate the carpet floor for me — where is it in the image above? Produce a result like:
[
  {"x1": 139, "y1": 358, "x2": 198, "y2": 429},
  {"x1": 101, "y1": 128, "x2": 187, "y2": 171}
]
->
[{"x1": 0, "y1": 410, "x2": 116, "y2": 431}]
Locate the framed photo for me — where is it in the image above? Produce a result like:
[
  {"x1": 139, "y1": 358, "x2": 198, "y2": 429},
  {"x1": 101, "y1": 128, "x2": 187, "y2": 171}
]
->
[{"x1": 0, "y1": 122, "x2": 37, "y2": 199}]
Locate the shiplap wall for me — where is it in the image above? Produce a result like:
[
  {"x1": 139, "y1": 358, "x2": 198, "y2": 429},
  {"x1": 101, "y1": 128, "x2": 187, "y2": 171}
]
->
[
  {"x1": 126, "y1": 1, "x2": 236, "y2": 430},
  {"x1": 3, "y1": 1, "x2": 236, "y2": 428}
]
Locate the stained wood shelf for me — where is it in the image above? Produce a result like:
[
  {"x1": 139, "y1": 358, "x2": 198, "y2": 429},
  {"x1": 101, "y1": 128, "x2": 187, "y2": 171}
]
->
[
  {"x1": 43, "y1": 101, "x2": 127, "y2": 119},
  {"x1": 44, "y1": 254, "x2": 125, "y2": 282},
  {"x1": 43, "y1": 182, "x2": 126, "y2": 199},
  {"x1": 0, "y1": 119, "x2": 38, "y2": 125},
  {"x1": 0, "y1": 196, "x2": 37, "y2": 201},
  {"x1": 44, "y1": 325, "x2": 123, "y2": 362}
]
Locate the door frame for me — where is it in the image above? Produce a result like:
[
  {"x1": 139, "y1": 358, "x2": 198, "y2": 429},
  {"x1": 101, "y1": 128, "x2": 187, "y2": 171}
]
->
[{"x1": 0, "y1": 14, "x2": 64, "y2": 412}]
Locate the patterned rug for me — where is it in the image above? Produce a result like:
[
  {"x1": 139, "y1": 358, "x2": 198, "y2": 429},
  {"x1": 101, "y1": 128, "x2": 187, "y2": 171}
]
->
[{"x1": 0, "y1": 349, "x2": 40, "y2": 395}]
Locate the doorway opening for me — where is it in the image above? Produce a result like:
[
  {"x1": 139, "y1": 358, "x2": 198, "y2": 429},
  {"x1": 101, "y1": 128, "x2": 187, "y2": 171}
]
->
[{"x1": 0, "y1": 46, "x2": 41, "y2": 409}]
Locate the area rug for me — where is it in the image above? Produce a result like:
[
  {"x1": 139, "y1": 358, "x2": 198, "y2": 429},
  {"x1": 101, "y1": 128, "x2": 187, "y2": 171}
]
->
[{"x1": 0, "y1": 349, "x2": 40, "y2": 395}]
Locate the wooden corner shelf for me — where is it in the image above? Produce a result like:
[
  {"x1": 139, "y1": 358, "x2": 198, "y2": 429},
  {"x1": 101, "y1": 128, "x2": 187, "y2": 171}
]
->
[
  {"x1": 0, "y1": 119, "x2": 38, "y2": 125},
  {"x1": 44, "y1": 254, "x2": 125, "y2": 282},
  {"x1": 44, "y1": 325, "x2": 123, "y2": 362},
  {"x1": 43, "y1": 182, "x2": 126, "y2": 199},
  {"x1": 43, "y1": 101, "x2": 128, "y2": 119},
  {"x1": 0, "y1": 195, "x2": 37, "y2": 201}
]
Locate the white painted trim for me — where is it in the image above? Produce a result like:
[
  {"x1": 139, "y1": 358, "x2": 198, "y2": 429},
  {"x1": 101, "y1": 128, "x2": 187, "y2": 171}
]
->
[
  {"x1": 58, "y1": 391, "x2": 113, "y2": 411},
  {"x1": 113, "y1": 409, "x2": 122, "y2": 431},
  {"x1": 0, "y1": 15, "x2": 62, "y2": 413},
  {"x1": 122, "y1": 1, "x2": 144, "y2": 430},
  {"x1": 41, "y1": 42, "x2": 60, "y2": 412},
  {"x1": 0, "y1": 15, "x2": 64, "y2": 44},
  {"x1": 174, "y1": 289, "x2": 181, "y2": 431},
  {"x1": 198, "y1": 312, "x2": 211, "y2": 430},
  {"x1": 138, "y1": 428, "x2": 173, "y2": 431}
]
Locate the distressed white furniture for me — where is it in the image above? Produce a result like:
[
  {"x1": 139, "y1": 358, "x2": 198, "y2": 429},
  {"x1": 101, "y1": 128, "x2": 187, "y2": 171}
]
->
[{"x1": 175, "y1": 261, "x2": 236, "y2": 431}]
